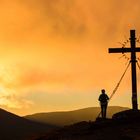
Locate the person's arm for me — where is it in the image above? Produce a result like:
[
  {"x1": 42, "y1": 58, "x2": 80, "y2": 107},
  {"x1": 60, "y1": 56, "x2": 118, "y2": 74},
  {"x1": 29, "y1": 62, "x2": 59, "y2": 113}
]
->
[{"x1": 106, "y1": 94, "x2": 109, "y2": 100}]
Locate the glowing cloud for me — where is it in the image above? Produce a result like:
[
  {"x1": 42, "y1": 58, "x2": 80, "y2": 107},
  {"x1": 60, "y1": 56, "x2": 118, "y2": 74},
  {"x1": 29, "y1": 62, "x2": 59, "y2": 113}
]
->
[{"x1": 0, "y1": 0, "x2": 139, "y2": 114}]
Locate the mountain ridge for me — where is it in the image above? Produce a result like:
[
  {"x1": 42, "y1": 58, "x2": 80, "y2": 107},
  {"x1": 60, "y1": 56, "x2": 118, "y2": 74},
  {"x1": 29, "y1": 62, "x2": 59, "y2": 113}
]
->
[{"x1": 25, "y1": 106, "x2": 129, "y2": 126}]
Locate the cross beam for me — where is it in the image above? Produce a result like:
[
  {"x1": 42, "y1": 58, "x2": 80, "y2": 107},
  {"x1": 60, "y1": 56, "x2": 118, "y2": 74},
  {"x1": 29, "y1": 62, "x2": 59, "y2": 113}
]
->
[{"x1": 109, "y1": 30, "x2": 140, "y2": 110}]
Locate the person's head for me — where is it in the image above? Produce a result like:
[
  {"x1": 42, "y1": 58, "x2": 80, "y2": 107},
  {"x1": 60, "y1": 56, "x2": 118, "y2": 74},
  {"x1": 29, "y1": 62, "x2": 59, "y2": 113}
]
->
[{"x1": 101, "y1": 89, "x2": 105, "y2": 94}]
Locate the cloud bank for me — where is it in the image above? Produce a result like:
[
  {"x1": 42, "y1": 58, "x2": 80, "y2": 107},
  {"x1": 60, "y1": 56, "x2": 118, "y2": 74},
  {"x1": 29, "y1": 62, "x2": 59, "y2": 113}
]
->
[{"x1": 0, "y1": 0, "x2": 139, "y2": 114}]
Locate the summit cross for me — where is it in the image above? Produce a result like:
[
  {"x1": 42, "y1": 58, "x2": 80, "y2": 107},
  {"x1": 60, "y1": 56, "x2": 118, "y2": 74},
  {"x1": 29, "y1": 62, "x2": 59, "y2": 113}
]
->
[{"x1": 109, "y1": 30, "x2": 140, "y2": 110}]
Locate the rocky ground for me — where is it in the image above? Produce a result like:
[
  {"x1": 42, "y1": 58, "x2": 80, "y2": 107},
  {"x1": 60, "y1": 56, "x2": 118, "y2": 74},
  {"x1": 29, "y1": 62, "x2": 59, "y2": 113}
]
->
[{"x1": 34, "y1": 110, "x2": 140, "y2": 140}]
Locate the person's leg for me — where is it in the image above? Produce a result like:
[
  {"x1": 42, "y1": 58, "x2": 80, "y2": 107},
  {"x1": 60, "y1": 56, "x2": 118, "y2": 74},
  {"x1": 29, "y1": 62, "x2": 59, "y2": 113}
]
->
[
  {"x1": 104, "y1": 104, "x2": 107, "y2": 118},
  {"x1": 102, "y1": 105, "x2": 105, "y2": 118},
  {"x1": 101, "y1": 105, "x2": 104, "y2": 118}
]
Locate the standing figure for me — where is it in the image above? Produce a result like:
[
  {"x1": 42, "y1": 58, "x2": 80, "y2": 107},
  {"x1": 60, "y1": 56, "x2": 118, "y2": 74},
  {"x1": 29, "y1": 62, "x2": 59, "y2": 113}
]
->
[{"x1": 98, "y1": 89, "x2": 109, "y2": 118}]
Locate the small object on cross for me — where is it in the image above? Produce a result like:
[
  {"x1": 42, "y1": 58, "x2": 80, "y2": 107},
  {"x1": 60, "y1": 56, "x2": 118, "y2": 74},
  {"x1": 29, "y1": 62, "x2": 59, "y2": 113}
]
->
[{"x1": 108, "y1": 30, "x2": 140, "y2": 110}]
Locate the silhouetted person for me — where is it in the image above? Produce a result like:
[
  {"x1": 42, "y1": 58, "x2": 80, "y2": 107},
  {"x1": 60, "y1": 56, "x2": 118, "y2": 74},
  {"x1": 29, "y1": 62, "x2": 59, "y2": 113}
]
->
[{"x1": 98, "y1": 89, "x2": 109, "y2": 118}]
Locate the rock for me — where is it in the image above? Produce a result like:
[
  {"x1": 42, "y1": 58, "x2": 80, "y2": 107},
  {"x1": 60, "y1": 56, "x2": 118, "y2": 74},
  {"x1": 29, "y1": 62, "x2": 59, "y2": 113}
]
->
[{"x1": 112, "y1": 109, "x2": 140, "y2": 123}]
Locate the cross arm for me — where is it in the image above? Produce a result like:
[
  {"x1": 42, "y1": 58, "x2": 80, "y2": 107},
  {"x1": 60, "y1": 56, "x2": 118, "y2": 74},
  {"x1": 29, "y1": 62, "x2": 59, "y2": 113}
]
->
[
  {"x1": 109, "y1": 48, "x2": 140, "y2": 53},
  {"x1": 109, "y1": 48, "x2": 131, "y2": 53},
  {"x1": 135, "y1": 48, "x2": 140, "y2": 52}
]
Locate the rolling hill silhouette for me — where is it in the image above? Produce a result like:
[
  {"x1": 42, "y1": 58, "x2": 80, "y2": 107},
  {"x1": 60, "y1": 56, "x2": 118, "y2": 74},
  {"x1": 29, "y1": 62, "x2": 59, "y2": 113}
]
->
[
  {"x1": 0, "y1": 108, "x2": 56, "y2": 140},
  {"x1": 25, "y1": 106, "x2": 128, "y2": 126}
]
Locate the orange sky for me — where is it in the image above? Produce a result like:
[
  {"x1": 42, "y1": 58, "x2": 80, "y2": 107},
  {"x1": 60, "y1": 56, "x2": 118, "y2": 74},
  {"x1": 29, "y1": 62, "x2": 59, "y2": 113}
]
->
[{"x1": 0, "y1": 0, "x2": 140, "y2": 115}]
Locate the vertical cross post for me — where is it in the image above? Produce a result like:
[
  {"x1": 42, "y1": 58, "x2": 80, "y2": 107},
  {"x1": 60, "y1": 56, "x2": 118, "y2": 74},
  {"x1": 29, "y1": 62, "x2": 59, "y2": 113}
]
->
[
  {"x1": 130, "y1": 30, "x2": 138, "y2": 110},
  {"x1": 109, "y1": 30, "x2": 140, "y2": 110}
]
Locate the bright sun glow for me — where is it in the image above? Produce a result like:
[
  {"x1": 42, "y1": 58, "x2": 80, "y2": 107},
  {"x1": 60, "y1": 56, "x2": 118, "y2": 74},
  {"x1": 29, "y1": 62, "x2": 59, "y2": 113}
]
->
[{"x1": 0, "y1": 64, "x2": 32, "y2": 109}]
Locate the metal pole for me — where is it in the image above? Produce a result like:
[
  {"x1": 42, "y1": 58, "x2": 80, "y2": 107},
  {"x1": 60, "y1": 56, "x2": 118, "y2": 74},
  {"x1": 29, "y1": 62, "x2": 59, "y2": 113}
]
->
[{"x1": 130, "y1": 30, "x2": 138, "y2": 110}]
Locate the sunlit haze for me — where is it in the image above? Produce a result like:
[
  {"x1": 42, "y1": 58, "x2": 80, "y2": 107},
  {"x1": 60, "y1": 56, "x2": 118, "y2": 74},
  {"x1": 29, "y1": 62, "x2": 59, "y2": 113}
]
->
[{"x1": 0, "y1": 0, "x2": 140, "y2": 115}]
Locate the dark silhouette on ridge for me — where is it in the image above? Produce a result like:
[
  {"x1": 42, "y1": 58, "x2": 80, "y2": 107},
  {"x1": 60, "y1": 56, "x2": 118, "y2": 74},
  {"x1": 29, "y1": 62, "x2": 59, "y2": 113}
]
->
[
  {"x1": 98, "y1": 89, "x2": 109, "y2": 118},
  {"x1": 32, "y1": 29, "x2": 140, "y2": 140}
]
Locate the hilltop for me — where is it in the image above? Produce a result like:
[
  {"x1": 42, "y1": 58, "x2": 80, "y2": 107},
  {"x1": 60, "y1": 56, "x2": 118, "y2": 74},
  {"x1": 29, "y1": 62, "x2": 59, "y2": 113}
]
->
[{"x1": 34, "y1": 109, "x2": 140, "y2": 140}]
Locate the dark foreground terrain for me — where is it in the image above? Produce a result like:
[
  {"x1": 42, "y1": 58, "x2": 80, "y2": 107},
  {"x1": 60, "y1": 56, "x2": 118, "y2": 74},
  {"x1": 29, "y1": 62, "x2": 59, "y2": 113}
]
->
[
  {"x1": 0, "y1": 106, "x2": 128, "y2": 140},
  {"x1": 34, "y1": 110, "x2": 140, "y2": 140}
]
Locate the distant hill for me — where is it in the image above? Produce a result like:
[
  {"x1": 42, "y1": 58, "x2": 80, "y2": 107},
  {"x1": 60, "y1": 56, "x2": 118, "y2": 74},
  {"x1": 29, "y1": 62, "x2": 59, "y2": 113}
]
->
[
  {"x1": 25, "y1": 106, "x2": 128, "y2": 126},
  {"x1": 0, "y1": 108, "x2": 56, "y2": 140}
]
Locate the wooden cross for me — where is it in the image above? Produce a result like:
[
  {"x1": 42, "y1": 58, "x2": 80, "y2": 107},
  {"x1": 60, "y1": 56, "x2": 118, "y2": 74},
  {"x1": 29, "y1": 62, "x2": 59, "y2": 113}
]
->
[{"x1": 109, "y1": 30, "x2": 140, "y2": 110}]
